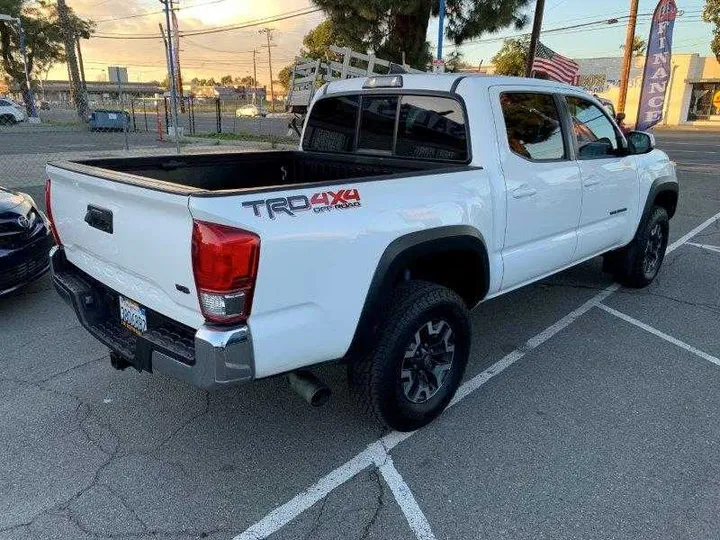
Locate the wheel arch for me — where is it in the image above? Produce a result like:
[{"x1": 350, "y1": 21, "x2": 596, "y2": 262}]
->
[
  {"x1": 635, "y1": 178, "x2": 678, "y2": 238},
  {"x1": 346, "y1": 225, "x2": 489, "y2": 360}
]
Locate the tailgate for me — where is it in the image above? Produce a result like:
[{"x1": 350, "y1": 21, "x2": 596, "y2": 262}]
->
[{"x1": 47, "y1": 163, "x2": 203, "y2": 329}]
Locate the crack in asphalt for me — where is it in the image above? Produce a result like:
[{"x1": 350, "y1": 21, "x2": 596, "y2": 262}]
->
[
  {"x1": 303, "y1": 489, "x2": 331, "y2": 540},
  {"x1": 360, "y1": 468, "x2": 385, "y2": 540},
  {"x1": 153, "y1": 390, "x2": 210, "y2": 453},
  {"x1": 0, "y1": 374, "x2": 222, "y2": 539}
]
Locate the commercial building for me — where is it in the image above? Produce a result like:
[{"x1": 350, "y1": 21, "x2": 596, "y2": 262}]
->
[
  {"x1": 37, "y1": 80, "x2": 163, "y2": 105},
  {"x1": 577, "y1": 54, "x2": 720, "y2": 127}
]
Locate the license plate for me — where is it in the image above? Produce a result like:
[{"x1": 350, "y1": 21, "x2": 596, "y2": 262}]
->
[
  {"x1": 119, "y1": 295, "x2": 147, "y2": 335},
  {"x1": 108, "y1": 113, "x2": 118, "y2": 120}
]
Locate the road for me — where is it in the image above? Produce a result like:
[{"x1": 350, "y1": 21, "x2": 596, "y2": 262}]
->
[{"x1": 1, "y1": 131, "x2": 720, "y2": 540}]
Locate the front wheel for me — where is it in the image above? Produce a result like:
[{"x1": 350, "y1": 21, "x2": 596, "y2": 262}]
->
[
  {"x1": 349, "y1": 281, "x2": 471, "y2": 432},
  {"x1": 606, "y1": 206, "x2": 669, "y2": 288}
]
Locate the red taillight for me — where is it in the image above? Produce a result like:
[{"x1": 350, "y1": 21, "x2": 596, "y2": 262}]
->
[
  {"x1": 191, "y1": 220, "x2": 260, "y2": 324},
  {"x1": 44, "y1": 178, "x2": 62, "y2": 245}
]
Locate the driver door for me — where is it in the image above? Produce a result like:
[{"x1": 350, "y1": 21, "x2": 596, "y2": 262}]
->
[{"x1": 563, "y1": 95, "x2": 640, "y2": 259}]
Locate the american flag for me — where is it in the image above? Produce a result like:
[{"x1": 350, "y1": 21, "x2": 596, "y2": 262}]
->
[{"x1": 531, "y1": 42, "x2": 580, "y2": 85}]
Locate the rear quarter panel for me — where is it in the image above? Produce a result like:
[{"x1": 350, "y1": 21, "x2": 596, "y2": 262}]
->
[{"x1": 189, "y1": 168, "x2": 494, "y2": 378}]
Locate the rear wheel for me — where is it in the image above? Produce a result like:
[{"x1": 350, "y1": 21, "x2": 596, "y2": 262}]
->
[
  {"x1": 0, "y1": 114, "x2": 17, "y2": 126},
  {"x1": 606, "y1": 206, "x2": 669, "y2": 288},
  {"x1": 349, "y1": 281, "x2": 471, "y2": 432}
]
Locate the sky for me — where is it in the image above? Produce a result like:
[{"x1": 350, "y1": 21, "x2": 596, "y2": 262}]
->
[{"x1": 59, "y1": 0, "x2": 716, "y2": 85}]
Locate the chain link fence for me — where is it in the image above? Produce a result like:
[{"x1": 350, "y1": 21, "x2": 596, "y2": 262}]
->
[{"x1": 0, "y1": 91, "x2": 298, "y2": 197}]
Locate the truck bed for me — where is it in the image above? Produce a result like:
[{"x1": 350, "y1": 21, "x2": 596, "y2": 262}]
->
[{"x1": 51, "y1": 151, "x2": 465, "y2": 194}]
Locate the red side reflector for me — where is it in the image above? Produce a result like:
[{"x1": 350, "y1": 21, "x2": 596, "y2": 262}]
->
[{"x1": 44, "y1": 178, "x2": 61, "y2": 246}]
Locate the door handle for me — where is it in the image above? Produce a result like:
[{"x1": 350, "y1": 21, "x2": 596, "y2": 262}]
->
[
  {"x1": 584, "y1": 176, "x2": 602, "y2": 187},
  {"x1": 512, "y1": 184, "x2": 537, "y2": 199}
]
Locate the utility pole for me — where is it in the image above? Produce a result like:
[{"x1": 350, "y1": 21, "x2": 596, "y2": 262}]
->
[
  {"x1": 259, "y1": 28, "x2": 275, "y2": 112},
  {"x1": 437, "y1": 0, "x2": 446, "y2": 61},
  {"x1": 525, "y1": 0, "x2": 546, "y2": 77},
  {"x1": 618, "y1": 0, "x2": 639, "y2": 114},
  {"x1": 159, "y1": 2, "x2": 181, "y2": 153},
  {"x1": 76, "y1": 35, "x2": 87, "y2": 92},
  {"x1": 56, "y1": 0, "x2": 88, "y2": 121},
  {"x1": 252, "y1": 48, "x2": 258, "y2": 102}
]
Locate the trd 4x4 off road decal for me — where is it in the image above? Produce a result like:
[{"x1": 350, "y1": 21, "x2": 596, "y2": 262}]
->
[{"x1": 242, "y1": 189, "x2": 362, "y2": 219}]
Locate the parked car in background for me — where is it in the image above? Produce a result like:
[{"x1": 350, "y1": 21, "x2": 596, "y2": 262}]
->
[
  {"x1": 0, "y1": 98, "x2": 26, "y2": 124},
  {"x1": 0, "y1": 186, "x2": 53, "y2": 296},
  {"x1": 236, "y1": 103, "x2": 267, "y2": 117}
]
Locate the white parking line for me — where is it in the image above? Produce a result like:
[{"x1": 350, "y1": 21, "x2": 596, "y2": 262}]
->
[
  {"x1": 597, "y1": 304, "x2": 720, "y2": 368},
  {"x1": 376, "y1": 455, "x2": 437, "y2": 540},
  {"x1": 687, "y1": 242, "x2": 720, "y2": 254},
  {"x1": 232, "y1": 210, "x2": 720, "y2": 540}
]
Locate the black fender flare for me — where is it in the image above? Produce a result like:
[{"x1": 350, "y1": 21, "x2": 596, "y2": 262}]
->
[
  {"x1": 636, "y1": 178, "x2": 678, "y2": 234},
  {"x1": 345, "y1": 225, "x2": 489, "y2": 360}
]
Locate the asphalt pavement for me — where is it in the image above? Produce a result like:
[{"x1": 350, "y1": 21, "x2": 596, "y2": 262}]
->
[{"x1": 0, "y1": 130, "x2": 719, "y2": 540}]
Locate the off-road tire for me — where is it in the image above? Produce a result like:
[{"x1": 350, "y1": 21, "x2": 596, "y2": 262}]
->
[
  {"x1": 348, "y1": 280, "x2": 471, "y2": 432},
  {"x1": 607, "y1": 206, "x2": 669, "y2": 288}
]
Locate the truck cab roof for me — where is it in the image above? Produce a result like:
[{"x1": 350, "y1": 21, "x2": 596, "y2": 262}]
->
[{"x1": 323, "y1": 73, "x2": 578, "y2": 96}]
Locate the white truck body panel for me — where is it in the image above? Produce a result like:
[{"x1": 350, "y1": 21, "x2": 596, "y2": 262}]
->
[
  {"x1": 49, "y1": 167, "x2": 203, "y2": 328},
  {"x1": 47, "y1": 74, "x2": 678, "y2": 384}
]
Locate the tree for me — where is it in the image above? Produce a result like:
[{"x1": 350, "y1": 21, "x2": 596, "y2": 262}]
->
[
  {"x1": 235, "y1": 75, "x2": 256, "y2": 87},
  {"x1": 220, "y1": 74, "x2": 233, "y2": 86},
  {"x1": 622, "y1": 36, "x2": 646, "y2": 56},
  {"x1": 704, "y1": 0, "x2": 720, "y2": 62},
  {"x1": 443, "y1": 49, "x2": 471, "y2": 72},
  {"x1": 277, "y1": 65, "x2": 293, "y2": 91},
  {"x1": 491, "y1": 38, "x2": 528, "y2": 76},
  {"x1": 0, "y1": 0, "x2": 93, "y2": 115},
  {"x1": 300, "y1": 19, "x2": 344, "y2": 58},
  {"x1": 206, "y1": 77, "x2": 216, "y2": 87},
  {"x1": 311, "y1": 0, "x2": 532, "y2": 68}
]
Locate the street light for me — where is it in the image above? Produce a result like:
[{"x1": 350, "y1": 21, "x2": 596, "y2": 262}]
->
[{"x1": 0, "y1": 13, "x2": 40, "y2": 123}]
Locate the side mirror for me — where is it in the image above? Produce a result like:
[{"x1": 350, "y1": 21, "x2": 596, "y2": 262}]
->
[{"x1": 627, "y1": 131, "x2": 655, "y2": 155}]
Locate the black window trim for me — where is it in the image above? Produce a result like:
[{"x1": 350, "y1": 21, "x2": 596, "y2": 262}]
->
[
  {"x1": 498, "y1": 90, "x2": 571, "y2": 164},
  {"x1": 562, "y1": 93, "x2": 627, "y2": 162},
  {"x1": 303, "y1": 89, "x2": 472, "y2": 165}
]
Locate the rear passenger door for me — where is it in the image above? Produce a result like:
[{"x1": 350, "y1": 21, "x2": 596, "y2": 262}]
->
[
  {"x1": 493, "y1": 89, "x2": 583, "y2": 290},
  {"x1": 562, "y1": 95, "x2": 639, "y2": 259}
]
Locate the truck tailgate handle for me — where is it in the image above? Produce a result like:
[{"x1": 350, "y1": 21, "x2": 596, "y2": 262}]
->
[{"x1": 84, "y1": 205, "x2": 114, "y2": 234}]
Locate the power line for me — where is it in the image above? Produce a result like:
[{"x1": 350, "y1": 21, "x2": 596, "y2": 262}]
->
[
  {"x1": 92, "y1": 0, "x2": 231, "y2": 24},
  {"x1": 93, "y1": 7, "x2": 321, "y2": 39}
]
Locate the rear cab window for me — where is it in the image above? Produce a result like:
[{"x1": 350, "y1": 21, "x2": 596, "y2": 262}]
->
[{"x1": 303, "y1": 93, "x2": 469, "y2": 162}]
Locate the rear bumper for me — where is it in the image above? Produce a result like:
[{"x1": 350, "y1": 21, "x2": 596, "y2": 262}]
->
[{"x1": 50, "y1": 246, "x2": 254, "y2": 389}]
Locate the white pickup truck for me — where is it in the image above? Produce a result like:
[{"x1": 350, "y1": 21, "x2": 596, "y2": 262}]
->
[{"x1": 47, "y1": 74, "x2": 678, "y2": 431}]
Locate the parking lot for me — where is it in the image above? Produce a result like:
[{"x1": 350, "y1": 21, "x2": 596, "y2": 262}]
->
[{"x1": 1, "y1": 130, "x2": 719, "y2": 540}]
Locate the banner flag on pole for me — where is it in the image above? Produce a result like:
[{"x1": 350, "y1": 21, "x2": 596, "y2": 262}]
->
[{"x1": 636, "y1": 0, "x2": 678, "y2": 131}]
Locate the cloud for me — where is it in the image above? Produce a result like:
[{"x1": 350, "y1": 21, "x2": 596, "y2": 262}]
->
[{"x1": 53, "y1": 0, "x2": 325, "y2": 83}]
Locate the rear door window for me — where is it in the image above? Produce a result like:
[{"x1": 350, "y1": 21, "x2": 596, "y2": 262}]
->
[
  {"x1": 357, "y1": 95, "x2": 398, "y2": 153},
  {"x1": 303, "y1": 95, "x2": 359, "y2": 153},
  {"x1": 396, "y1": 96, "x2": 468, "y2": 161},
  {"x1": 499, "y1": 92, "x2": 567, "y2": 161}
]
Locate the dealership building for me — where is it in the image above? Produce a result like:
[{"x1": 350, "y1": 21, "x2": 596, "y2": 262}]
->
[{"x1": 577, "y1": 53, "x2": 720, "y2": 127}]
